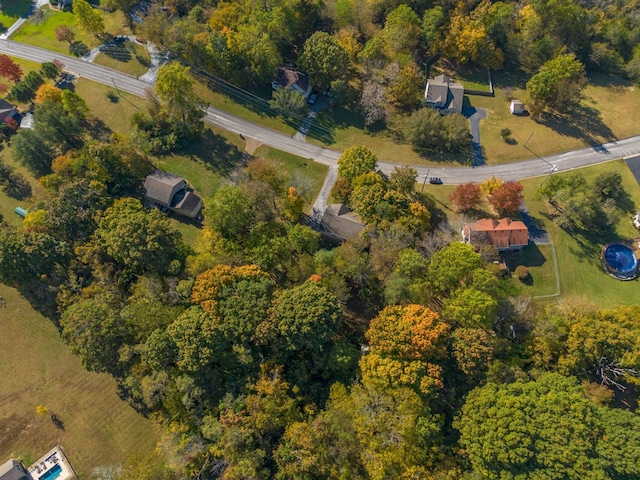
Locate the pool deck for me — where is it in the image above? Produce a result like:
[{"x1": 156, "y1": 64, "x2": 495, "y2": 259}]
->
[{"x1": 27, "y1": 446, "x2": 76, "y2": 480}]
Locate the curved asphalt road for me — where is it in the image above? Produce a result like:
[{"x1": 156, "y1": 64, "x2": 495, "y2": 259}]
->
[{"x1": 4, "y1": 39, "x2": 640, "y2": 184}]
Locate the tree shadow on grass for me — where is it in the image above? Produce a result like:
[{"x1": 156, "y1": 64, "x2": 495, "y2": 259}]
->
[
  {"x1": 69, "y1": 41, "x2": 89, "y2": 58},
  {"x1": 177, "y1": 128, "x2": 244, "y2": 176},
  {"x1": 100, "y1": 41, "x2": 132, "y2": 63},
  {"x1": 565, "y1": 226, "x2": 620, "y2": 267},
  {"x1": 537, "y1": 102, "x2": 615, "y2": 146},
  {"x1": 502, "y1": 243, "x2": 547, "y2": 270}
]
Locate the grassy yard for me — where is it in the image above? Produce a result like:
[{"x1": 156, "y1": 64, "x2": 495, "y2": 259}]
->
[
  {"x1": 502, "y1": 244, "x2": 559, "y2": 297},
  {"x1": 0, "y1": 284, "x2": 162, "y2": 477},
  {"x1": 93, "y1": 39, "x2": 151, "y2": 78},
  {"x1": 520, "y1": 159, "x2": 640, "y2": 308},
  {"x1": 75, "y1": 78, "x2": 146, "y2": 134},
  {"x1": 12, "y1": 6, "x2": 130, "y2": 56},
  {"x1": 191, "y1": 77, "x2": 298, "y2": 137},
  {"x1": 309, "y1": 106, "x2": 473, "y2": 166},
  {"x1": 252, "y1": 145, "x2": 328, "y2": 206},
  {"x1": 456, "y1": 70, "x2": 640, "y2": 164},
  {"x1": 0, "y1": 0, "x2": 32, "y2": 32},
  {"x1": 423, "y1": 159, "x2": 640, "y2": 307}
]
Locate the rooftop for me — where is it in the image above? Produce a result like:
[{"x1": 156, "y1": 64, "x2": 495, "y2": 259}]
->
[
  {"x1": 273, "y1": 67, "x2": 310, "y2": 92},
  {"x1": 27, "y1": 447, "x2": 75, "y2": 480}
]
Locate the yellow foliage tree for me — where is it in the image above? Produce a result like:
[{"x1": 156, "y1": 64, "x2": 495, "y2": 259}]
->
[
  {"x1": 360, "y1": 305, "x2": 449, "y2": 397},
  {"x1": 480, "y1": 175, "x2": 504, "y2": 196},
  {"x1": 36, "y1": 405, "x2": 49, "y2": 416},
  {"x1": 283, "y1": 186, "x2": 304, "y2": 221},
  {"x1": 34, "y1": 84, "x2": 62, "y2": 105},
  {"x1": 335, "y1": 27, "x2": 362, "y2": 62},
  {"x1": 23, "y1": 209, "x2": 50, "y2": 233},
  {"x1": 191, "y1": 264, "x2": 270, "y2": 314}
]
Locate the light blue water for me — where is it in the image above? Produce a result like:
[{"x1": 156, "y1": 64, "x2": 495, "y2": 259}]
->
[{"x1": 39, "y1": 464, "x2": 63, "y2": 480}]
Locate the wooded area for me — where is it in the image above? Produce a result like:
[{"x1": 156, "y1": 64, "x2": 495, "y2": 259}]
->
[{"x1": 2, "y1": 0, "x2": 640, "y2": 478}]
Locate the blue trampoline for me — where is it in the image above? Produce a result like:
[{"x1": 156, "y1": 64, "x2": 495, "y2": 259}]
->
[{"x1": 602, "y1": 243, "x2": 638, "y2": 280}]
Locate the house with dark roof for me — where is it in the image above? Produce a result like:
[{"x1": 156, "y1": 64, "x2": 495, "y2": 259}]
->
[
  {"x1": 0, "y1": 99, "x2": 18, "y2": 124},
  {"x1": 462, "y1": 218, "x2": 528, "y2": 250},
  {"x1": 0, "y1": 459, "x2": 27, "y2": 480},
  {"x1": 142, "y1": 171, "x2": 203, "y2": 219},
  {"x1": 319, "y1": 204, "x2": 365, "y2": 243},
  {"x1": 424, "y1": 74, "x2": 464, "y2": 114},
  {"x1": 271, "y1": 67, "x2": 313, "y2": 99}
]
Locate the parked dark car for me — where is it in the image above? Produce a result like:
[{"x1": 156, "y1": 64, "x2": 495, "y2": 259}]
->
[
  {"x1": 429, "y1": 177, "x2": 443, "y2": 184},
  {"x1": 308, "y1": 91, "x2": 319, "y2": 104}
]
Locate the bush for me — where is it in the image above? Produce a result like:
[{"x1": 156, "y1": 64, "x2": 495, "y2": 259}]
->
[
  {"x1": 515, "y1": 265, "x2": 529, "y2": 280},
  {"x1": 500, "y1": 128, "x2": 512, "y2": 138}
]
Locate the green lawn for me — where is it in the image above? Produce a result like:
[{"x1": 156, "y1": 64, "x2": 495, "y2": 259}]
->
[
  {"x1": 0, "y1": 0, "x2": 32, "y2": 32},
  {"x1": 502, "y1": 244, "x2": 559, "y2": 297},
  {"x1": 191, "y1": 77, "x2": 298, "y2": 137},
  {"x1": 93, "y1": 39, "x2": 151, "y2": 78},
  {"x1": 12, "y1": 6, "x2": 130, "y2": 55},
  {"x1": 520, "y1": 159, "x2": 640, "y2": 308},
  {"x1": 75, "y1": 78, "x2": 146, "y2": 134},
  {"x1": 0, "y1": 284, "x2": 162, "y2": 477},
  {"x1": 252, "y1": 145, "x2": 329, "y2": 206},
  {"x1": 309, "y1": 106, "x2": 471, "y2": 166},
  {"x1": 459, "y1": 70, "x2": 640, "y2": 164}
]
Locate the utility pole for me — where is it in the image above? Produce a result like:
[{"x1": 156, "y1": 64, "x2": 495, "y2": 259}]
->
[{"x1": 421, "y1": 169, "x2": 430, "y2": 192}]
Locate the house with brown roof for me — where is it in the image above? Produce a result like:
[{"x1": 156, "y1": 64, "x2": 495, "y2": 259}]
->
[
  {"x1": 462, "y1": 218, "x2": 528, "y2": 250},
  {"x1": 142, "y1": 171, "x2": 203, "y2": 219},
  {"x1": 271, "y1": 67, "x2": 313, "y2": 99},
  {"x1": 0, "y1": 99, "x2": 18, "y2": 124},
  {"x1": 425, "y1": 74, "x2": 464, "y2": 114},
  {"x1": 319, "y1": 204, "x2": 365, "y2": 243}
]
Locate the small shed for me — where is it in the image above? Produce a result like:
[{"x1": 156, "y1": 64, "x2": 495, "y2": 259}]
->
[
  {"x1": 14, "y1": 207, "x2": 27, "y2": 218},
  {"x1": 510, "y1": 100, "x2": 525, "y2": 115}
]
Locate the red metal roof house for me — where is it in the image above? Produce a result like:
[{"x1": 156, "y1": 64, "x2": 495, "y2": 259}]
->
[{"x1": 462, "y1": 218, "x2": 528, "y2": 250}]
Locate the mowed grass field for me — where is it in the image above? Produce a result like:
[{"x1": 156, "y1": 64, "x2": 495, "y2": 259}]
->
[
  {"x1": 520, "y1": 159, "x2": 640, "y2": 308},
  {"x1": 0, "y1": 285, "x2": 161, "y2": 477},
  {"x1": 0, "y1": 0, "x2": 32, "y2": 32},
  {"x1": 463, "y1": 72, "x2": 640, "y2": 164},
  {"x1": 191, "y1": 77, "x2": 298, "y2": 137},
  {"x1": 93, "y1": 40, "x2": 151, "y2": 78},
  {"x1": 74, "y1": 78, "x2": 146, "y2": 134},
  {"x1": 12, "y1": 6, "x2": 130, "y2": 55}
]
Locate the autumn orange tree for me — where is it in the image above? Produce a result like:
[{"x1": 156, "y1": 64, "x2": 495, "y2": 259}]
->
[
  {"x1": 450, "y1": 182, "x2": 482, "y2": 212},
  {"x1": 489, "y1": 180, "x2": 524, "y2": 215},
  {"x1": 360, "y1": 304, "x2": 449, "y2": 397}
]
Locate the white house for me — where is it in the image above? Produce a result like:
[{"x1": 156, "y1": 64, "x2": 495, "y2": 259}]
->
[{"x1": 271, "y1": 67, "x2": 313, "y2": 99}]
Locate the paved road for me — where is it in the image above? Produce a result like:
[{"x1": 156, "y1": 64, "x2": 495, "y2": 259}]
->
[{"x1": 4, "y1": 39, "x2": 640, "y2": 184}]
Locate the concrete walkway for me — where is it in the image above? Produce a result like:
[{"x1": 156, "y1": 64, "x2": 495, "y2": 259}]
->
[
  {"x1": 0, "y1": 0, "x2": 49, "y2": 39},
  {"x1": 311, "y1": 166, "x2": 337, "y2": 219}
]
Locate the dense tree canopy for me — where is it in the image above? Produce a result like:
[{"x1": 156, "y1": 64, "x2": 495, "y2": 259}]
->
[{"x1": 455, "y1": 373, "x2": 640, "y2": 479}]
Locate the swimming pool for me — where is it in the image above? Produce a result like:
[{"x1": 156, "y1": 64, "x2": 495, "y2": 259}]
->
[
  {"x1": 39, "y1": 464, "x2": 63, "y2": 480},
  {"x1": 602, "y1": 243, "x2": 638, "y2": 280}
]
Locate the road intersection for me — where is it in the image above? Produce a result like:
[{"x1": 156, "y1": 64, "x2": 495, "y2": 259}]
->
[{"x1": 3, "y1": 39, "x2": 640, "y2": 184}]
